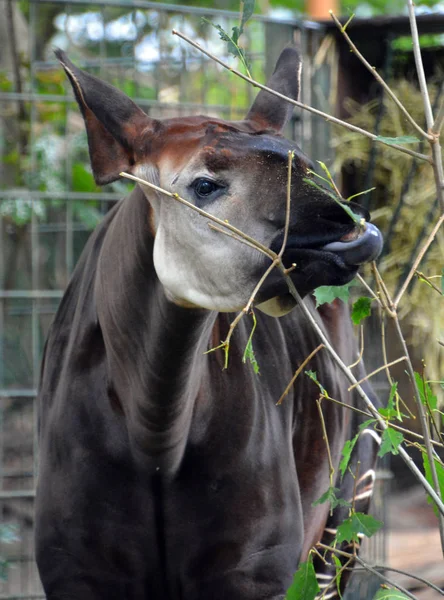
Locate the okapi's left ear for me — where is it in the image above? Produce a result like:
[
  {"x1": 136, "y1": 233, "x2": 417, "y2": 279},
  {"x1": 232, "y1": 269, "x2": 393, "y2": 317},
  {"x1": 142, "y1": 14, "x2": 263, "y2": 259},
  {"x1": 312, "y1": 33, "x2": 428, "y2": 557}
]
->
[
  {"x1": 246, "y1": 46, "x2": 301, "y2": 132},
  {"x1": 55, "y1": 49, "x2": 159, "y2": 185}
]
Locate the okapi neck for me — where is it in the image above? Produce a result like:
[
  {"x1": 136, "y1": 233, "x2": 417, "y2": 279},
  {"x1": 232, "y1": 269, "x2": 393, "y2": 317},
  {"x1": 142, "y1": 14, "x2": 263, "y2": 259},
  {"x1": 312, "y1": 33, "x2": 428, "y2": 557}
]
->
[{"x1": 94, "y1": 186, "x2": 217, "y2": 473}]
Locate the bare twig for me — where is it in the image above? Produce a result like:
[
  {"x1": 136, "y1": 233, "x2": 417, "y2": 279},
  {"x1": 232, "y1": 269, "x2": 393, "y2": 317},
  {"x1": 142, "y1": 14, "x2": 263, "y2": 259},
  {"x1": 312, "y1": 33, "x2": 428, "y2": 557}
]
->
[
  {"x1": 356, "y1": 273, "x2": 382, "y2": 308},
  {"x1": 394, "y1": 212, "x2": 444, "y2": 308},
  {"x1": 281, "y1": 274, "x2": 444, "y2": 516},
  {"x1": 118, "y1": 175, "x2": 444, "y2": 517},
  {"x1": 316, "y1": 397, "x2": 335, "y2": 489},
  {"x1": 120, "y1": 172, "x2": 275, "y2": 260},
  {"x1": 407, "y1": 0, "x2": 444, "y2": 210},
  {"x1": 351, "y1": 565, "x2": 444, "y2": 596},
  {"x1": 432, "y1": 97, "x2": 444, "y2": 135},
  {"x1": 392, "y1": 315, "x2": 444, "y2": 555},
  {"x1": 330, "y1": 11, "x2": 431, "y2": 141},
  {"x1": 414, "y1": 270, "x2": 444, "y2": 296},
  {"x1": 347, "y1": 325, "x2": 364, "y2": 369},
  {"x1": 317, "y1": 544, "x2": 419, "y2": 600},
  {"x1": 277, "y1": 344, "x2": 325, "y2": 405},
  {"x1": 279, "y1": 151, "x2": 294, "y2": 258},
  {"x1": 347, "y1": 356, "x2": 407, "y2": 391},
  {"x1": 172, "y1": 29, "x2": 432, "y2": 164},
  {"x1": 208, "y1": 224, "x2": 272, "y2": 259}
]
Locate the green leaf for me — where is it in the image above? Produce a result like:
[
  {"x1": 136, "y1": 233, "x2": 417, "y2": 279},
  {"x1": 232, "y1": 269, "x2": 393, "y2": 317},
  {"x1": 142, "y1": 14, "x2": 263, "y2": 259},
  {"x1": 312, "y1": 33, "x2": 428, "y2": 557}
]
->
[
  {"x1": 305, "y1": 370, "x2": 327, "y2": 396},
  {"x1": 441, "y1": 268, "x2": 444, "y2": 293},
  {"x1": 339, "y1": 435, "x2": 359, "y2": 478},
  {"x1": 377, "y1": 428, "x2": 404, "y2": 457},
  {"x1": 285, "y1": 554, "x2": 320, "y2": 600},
  {"x1": 303, "y1": 178, "x2": 362, "y2": 225},
  {"x1": 336, "y1": 512, "x2": 383, "y2": 544},
  {"x1": 341, "y1": 13, "x2": 355, "y2": 32},
  {"x1": 242, "y1": 310, "x2": 260, "y2": 374},
  {"x1": 312, "y1": 486, "x2": 351, "y2": 510},
  {"x1": 346, "y1": 187, "x2": 376, "y2": 202},
  {"x1": 351, "y1": 296, "x2": 372, "y2": 325},
  {"x1": 372, "y1": 588, "x2": 411, "y2": 599},
  {"x1": 314, "y1": 280, "x2": 357, "y2": 307},
  {"x1": 332, "y1": 554, "x2": 343, "y2": 598},
  {"x1": 378, "y1": 382, "x2": 402, "y2": 421},
  {"x1": 231, "y1": 25, "x2": 241, "y2": 44},
  {"x1": 422, "y1": 453, "x2": 444, "y2": 517},
  {"x1": 240, "y1": 0, "x2": 255, "y2": 30},
  {"x1": 339, "y1": 418, "x2": 376, "y2": 478},
  {"x1": 414, "y1": 371, "x2": 437, "y2": 411},
  {"x1": 375, "y1": 135, "x2": 420, "y2": 146}
]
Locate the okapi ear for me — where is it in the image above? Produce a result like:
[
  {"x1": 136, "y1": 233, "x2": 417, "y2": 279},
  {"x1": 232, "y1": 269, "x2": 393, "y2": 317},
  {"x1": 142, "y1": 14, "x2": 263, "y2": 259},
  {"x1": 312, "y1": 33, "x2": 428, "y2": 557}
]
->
[
  {"x1": 55, "y1": 49, "x2": 158, "y2": 185},
  {"x1": 246, "y1": 46, "x2": 301, "y2": 132}
]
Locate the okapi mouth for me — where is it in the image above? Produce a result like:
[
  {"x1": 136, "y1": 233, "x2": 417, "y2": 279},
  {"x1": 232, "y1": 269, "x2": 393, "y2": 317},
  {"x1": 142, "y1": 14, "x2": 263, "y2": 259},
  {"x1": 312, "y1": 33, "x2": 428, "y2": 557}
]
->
[
  {"x1": 277, "y1": 222, "x2": 383, "y2": 270},
  {"x1": 256, "y1": 221, "x2": 383, "y2": 315},
  {"x1": 321, "y1": 222, "x2": 383, "y2": 266}
]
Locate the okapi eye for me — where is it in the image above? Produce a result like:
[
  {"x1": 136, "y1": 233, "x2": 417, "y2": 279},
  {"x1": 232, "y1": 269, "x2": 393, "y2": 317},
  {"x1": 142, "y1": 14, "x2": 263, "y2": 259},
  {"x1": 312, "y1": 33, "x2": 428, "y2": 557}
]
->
[{"x1": 193, "y1": 178, "x2": 220, "y2": 198}]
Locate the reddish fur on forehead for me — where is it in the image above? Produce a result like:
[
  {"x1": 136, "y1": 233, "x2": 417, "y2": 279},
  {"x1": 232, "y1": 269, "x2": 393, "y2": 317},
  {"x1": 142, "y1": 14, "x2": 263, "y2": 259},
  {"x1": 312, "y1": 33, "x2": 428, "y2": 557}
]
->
[{"x1": 138, "y1": 114, "x2": 264, "y2": 163}]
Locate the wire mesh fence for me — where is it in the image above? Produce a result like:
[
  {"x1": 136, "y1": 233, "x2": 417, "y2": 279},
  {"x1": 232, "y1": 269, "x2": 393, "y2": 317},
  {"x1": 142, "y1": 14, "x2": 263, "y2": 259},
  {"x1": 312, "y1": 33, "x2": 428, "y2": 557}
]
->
[{"x1": 0, "y1": 1, "x2": 386, "y2": 598}]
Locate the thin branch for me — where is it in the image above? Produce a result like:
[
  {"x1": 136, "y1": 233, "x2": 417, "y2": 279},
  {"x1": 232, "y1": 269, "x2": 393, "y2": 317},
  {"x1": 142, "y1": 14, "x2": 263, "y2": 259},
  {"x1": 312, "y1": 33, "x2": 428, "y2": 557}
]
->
[
  {"x1": 330, "y1": 11, "x2": 431, "y2": 141},
  {"x1": 356, "y1": 273, "x2": 382, "y2": 308},
  {"x1": 208, "y1": 224, "x2": 272, "y2": 259},
  {"x1": 347, "y1": 325, "x2": 364, "y2": 369},
  {"x1": 316, "y1": 397, "x2": 335, "y2": 489},
  {"x1": 392, "y1": 315, "x2": 444, "y2": 555},
  {"x1": 121, "y1": 172, "x2": 444, "y2": 518},
  {"x1": 414, "y1": 270, "x2": 443, "y2": 296},
  {"x1": 432, "y1": 97, "x2": 444, "y2": 135},
  {"x1": 394, "y1": 212, "x2": 444, "y2": 308},
  {"x1": 277, "y1": 344, "x2": 325, "y2": 405},
  {"x1": 172, "y1": 29, "x2": 432, "y2": 164},
  {"x1": 407, "y1": 0, "x2": 444, "y2": 211},
  {"x1": 351, "y1": 565, "x2": 444, "y2": 596},
  {"x1": 120, "y1": 172, "x2": 275, "y2": 260},
  {"x1": 347, "y1": 356, "x2": 407, "y2": 391},
  {"x1": 317, "y1": 544, "x2": 419, "y2": 600},
  {"x1": 372, "y1": 261, "x2": 395, "y2": 315},
  {"x1": 280, "y1": 273, "x2": 444, "y2": 516},
  {"x1": 323, "y1": 393, "x2": 444, "y2": 449},
  {"x1": 279, "y1": 151, "x2": 293, "y2": 258}
]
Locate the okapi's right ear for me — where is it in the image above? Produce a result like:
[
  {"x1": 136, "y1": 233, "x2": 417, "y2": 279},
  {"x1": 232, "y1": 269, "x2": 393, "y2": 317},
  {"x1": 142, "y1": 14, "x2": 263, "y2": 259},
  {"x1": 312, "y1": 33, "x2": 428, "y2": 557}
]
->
[
  {"x1": 55, "y1": 49, "x2": 159, "y2": 185},
  {"x1": 246, "y1": 46, "x2": 301, "y2": 132}
]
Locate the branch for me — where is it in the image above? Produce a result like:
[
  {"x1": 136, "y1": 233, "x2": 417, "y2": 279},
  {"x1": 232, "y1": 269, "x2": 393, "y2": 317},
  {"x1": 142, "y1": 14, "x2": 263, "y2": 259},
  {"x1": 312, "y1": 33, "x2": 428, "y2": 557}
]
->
[
  {"x1": 277, "y1": 344, "x2": 325, "y2": 405},
  {"x1": 352, "y1": 565, "x2": 444, "y2": 596},
  {"x1": 432, "y1": 97, "x2": 444, "y2": 135},
  {"x1": 171, "y1": 30, "x2": 432, "y2": 164},
  {"x1": 317, "y1": 543, "x2": 419, "y2": 600},
  {"x1": 330, "y1": 11, "x2": 431, "y2": 141},
  {"x1": 407, "y1": 0, "x2": 444, "y2": 211},
  {"x1": 347, "y1": 356, "x2": 407, "y2": 391},
  {"x1": 118, "y1": 175, "x2": 444, "y2": 518},
  {"x1": 394, "y1": 212, "x2": 444, "y2": 308}
]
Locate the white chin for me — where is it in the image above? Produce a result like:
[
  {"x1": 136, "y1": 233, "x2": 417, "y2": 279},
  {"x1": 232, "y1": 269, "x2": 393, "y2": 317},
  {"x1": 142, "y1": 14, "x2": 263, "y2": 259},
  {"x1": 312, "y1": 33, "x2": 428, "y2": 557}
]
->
[{"x1": 256, "y1": 295, "x2": 296, "y2": 317}]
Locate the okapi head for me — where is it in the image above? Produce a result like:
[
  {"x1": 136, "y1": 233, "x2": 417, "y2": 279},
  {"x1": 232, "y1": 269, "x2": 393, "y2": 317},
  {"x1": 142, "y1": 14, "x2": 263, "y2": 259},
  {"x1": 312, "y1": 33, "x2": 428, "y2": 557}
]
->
[{"x1": 56, "y1": 47, "x2": 382, "y2": 315}]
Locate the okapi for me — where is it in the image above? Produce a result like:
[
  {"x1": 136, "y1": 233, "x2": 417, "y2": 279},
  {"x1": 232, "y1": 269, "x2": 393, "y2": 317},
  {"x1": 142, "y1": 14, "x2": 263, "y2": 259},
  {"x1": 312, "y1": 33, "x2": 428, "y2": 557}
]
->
[{"x1": 35, "y1": 46, "x2": 383, "y2": 600}]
